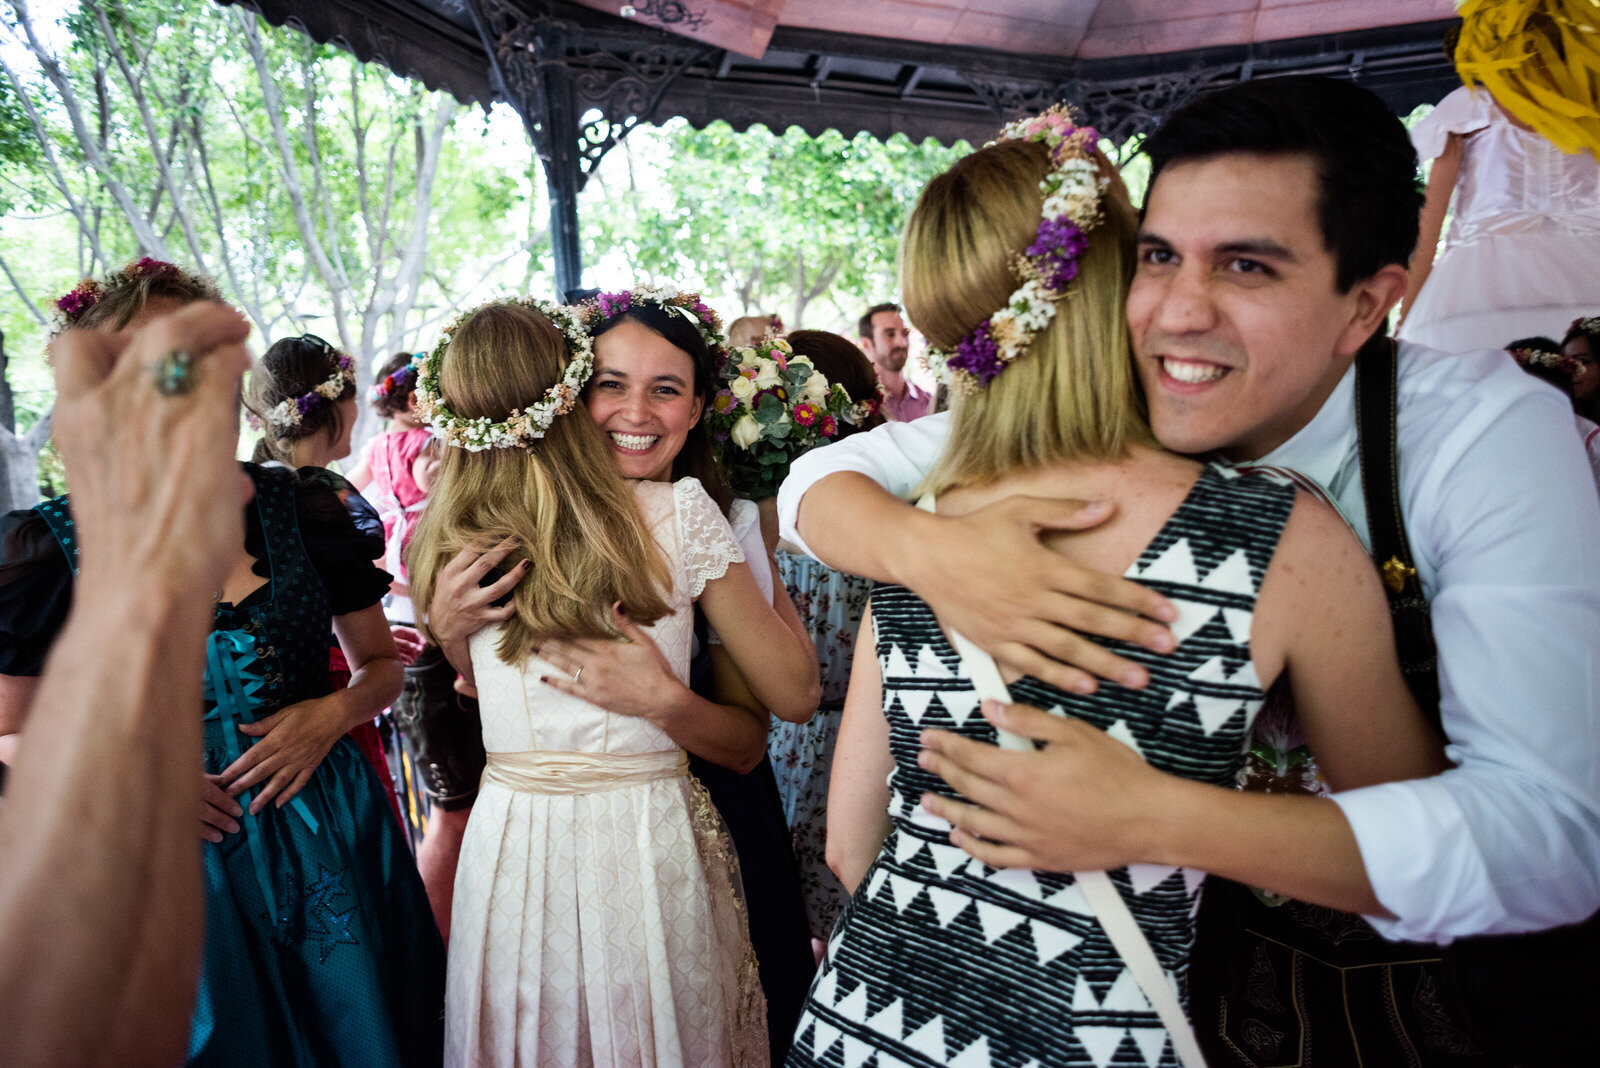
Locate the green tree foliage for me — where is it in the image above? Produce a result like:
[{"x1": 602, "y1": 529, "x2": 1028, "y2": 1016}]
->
[
  {"x1": 0, "y1": 0, "x2": 546, "y2": 504},
  {"x1": 584, "y1": 121, "x2": 967, "y2": 331}
]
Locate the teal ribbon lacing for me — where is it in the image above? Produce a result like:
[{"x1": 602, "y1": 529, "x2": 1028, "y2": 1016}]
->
[{"x1": 204, "y1": 629, "x2": 320, "y2": 924}]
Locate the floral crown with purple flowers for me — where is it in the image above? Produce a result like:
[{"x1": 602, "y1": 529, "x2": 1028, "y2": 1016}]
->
[
  {"x1": 248, "y1": 334, "x2": 356, "y2": 431},
  {"x1": 52, "y1": 257, "x2": 185, "y2": 327},
  {"x1": 369, "y1": 354, "x2": 423, "y2": 404},
  {"x1": 922, "y1": 107, "x2": 1110, "y2": 391},
  {"x1": 577, "y1": 284, "x2": 727, "y2": 359}
]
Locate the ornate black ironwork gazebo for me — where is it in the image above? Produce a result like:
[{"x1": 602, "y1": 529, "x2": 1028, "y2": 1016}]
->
[{"x1": 221, "y1": 0, "x2": 1461, "y2": 299}]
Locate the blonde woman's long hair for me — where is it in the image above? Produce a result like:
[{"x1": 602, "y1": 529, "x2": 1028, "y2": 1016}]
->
[
  {"x1": 407, "y1": 302, "x2": 671, "y2": 664},
  {"x1": 905, "y1": 138, "x2": 1152, "y2": 497}
]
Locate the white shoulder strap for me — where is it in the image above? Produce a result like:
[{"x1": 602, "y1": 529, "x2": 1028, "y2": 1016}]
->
[{"x1": 915, "y1": 493, "x2": 1207, "y2": 1068}]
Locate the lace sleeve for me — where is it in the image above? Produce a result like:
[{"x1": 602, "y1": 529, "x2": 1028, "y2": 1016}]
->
[{"x1": 674, "y1": 477, "x2": 745, "y2": 599}]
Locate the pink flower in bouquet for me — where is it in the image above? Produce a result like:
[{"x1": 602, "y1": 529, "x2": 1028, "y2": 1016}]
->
[
  {"x1": 793, "y1": 404, "x2": 818, "y2": 427},
  {"x1": 820, "y1": 415, "x2": 839, "y2": 437}
]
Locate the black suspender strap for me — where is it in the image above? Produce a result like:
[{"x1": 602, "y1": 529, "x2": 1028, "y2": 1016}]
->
[{"x1": 1353, "y1": 335, "x2": 1443, "y2": 734}]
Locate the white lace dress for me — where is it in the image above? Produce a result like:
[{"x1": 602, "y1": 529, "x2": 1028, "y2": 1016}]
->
[{"x1": 444, "y1": 477, "x2": 767, "y2": 1067}]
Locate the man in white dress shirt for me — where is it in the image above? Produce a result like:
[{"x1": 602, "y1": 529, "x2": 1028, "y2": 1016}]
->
[{"x1": 778, "y1": 77, "x2": 1600, "y2": 1060}]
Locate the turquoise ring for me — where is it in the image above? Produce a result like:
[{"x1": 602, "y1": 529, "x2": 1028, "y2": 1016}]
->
[{"x1": 153, "y1": 348, "x2": 196, "y2": 396}]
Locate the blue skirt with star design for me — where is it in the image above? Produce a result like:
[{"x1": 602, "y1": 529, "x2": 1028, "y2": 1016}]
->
[{"x1": 190, "y1": 731, "x2": 444, "y2": 1067}]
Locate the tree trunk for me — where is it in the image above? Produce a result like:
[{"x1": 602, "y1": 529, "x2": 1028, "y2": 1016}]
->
[{"x1": 0, "y1": 410, "x2": 51, "y2": 514}]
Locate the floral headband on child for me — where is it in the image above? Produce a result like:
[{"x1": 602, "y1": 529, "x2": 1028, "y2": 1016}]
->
[
  {"x1": 247, "y1": 334, "x2": 356, "y2": 430},
  {"x1": 1510, "y1": 345, "x2": 1583, "y2": 380},
  {"x1": 369, "y1": 354, "x2": 424, "y2": 404},
  {"x1": 414, "y1": 298, "x2": 595, "y2": 452},
  {"x1": 577, "y1": 284, "x2": 727, "y2": 358},
  {"x1": 922, "y1": 107, "x2": 1110, "y2": 391}
]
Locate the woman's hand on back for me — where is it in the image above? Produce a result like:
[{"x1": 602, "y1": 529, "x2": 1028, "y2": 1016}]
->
[
  {"x1": 902, "y1": 496, "x2": 1179, "y2": 694},
  {"x1": 427, "y1": 538, "x2": 529, "y2": 647},
  {"x1": 537, "y1": 605, "x2": 683, "y2": 722}
]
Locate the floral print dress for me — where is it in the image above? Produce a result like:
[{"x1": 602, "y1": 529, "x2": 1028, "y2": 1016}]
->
[{"x1": 769, "y1": 551, "x2": 874, "y2": 941}]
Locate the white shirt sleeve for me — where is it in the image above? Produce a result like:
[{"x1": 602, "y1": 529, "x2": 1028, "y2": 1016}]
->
[
  {"x1": 1332, "y1": 383, "x2": 1600, "y2": 941},
  {"x1": 775, "y1": 411, "x2": 952, "y2": 559}
]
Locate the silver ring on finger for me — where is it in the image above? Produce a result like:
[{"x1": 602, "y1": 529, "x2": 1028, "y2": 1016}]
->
[
  {"x1": 153, "y1": 348, "x2": 198, "y2": 396},
  {"x1": 572, "y1": 666, "x2": 583, "y2": 685}
]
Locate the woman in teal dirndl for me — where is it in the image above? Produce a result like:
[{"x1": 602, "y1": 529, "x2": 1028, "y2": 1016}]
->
[{"x1": 0, "y1": 260, "x2": 444, "y2": 1067}]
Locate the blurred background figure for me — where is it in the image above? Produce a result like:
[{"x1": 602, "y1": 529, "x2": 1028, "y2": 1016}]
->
[
  {"x1": 1400, "y1": 8, "x2": 1600, "y2": 351},
  {"x1": 858, "y1": 302, "x2": 930, "y2": 422},
  {"x1": 1561, "y1": 315, "x2": 1600, "y2": 423},
  {"x1": 728, "y1": 312, "x2": 785, "y2": 348}
]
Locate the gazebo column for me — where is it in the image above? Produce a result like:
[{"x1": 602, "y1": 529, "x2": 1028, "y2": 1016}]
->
[{"x1": 464, "y1": 0, "x2": 710, "y2": 302}]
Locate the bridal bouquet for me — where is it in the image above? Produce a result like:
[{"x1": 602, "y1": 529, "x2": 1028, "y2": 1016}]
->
[{"x1": 707, "y1": 335, "x2": 855, "y2": 499}]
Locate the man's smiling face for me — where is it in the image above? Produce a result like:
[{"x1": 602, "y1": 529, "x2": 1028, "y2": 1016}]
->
[{"x1": 1128, "y1": 152, "x2": 1381, "y2": 461}]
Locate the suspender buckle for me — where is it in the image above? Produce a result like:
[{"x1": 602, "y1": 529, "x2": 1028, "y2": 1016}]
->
[{"x1": 1381, "y1": 555, "x2": 1416, "y2": 593}]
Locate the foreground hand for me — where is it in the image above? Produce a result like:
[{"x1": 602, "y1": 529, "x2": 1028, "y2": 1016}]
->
[
  {"x1": 389, "y1": 624, "x2": 427, "y2": 666},
  {"x1": 917, "y1": 700, "x2": 1172, "y2": 871},
  {"x1": 538, "y1": 605, "x2": 680, "y2": 720},
  {"x1": 199, "y1": 773, "x2": 243, "y2": 843},
  {"x1": 50, "y1": 301, "x2": 253, "y2": 599},
  {"x1": 428, "y1": 539, "x2": 529, "y2": 646},
  {"x1": 220, "y1": 698, "x2": 346, "y2": 814},
  {"x1": 904, "y1": 496, "x2": 1178, "y2": 694}
]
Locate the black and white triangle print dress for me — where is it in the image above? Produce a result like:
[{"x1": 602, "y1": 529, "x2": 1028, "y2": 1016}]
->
[{"x1": 787, "y1": 464, "x2": 1297, "y2": 1068}]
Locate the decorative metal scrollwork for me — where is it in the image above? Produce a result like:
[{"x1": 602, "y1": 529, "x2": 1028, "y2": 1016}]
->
[
  {"x1": 963, "y1": 74, "x2": 1068, "y2": 125},
  {"x1": 626, "y1": 1, "x2": 711, "y2": 33},
  {"x1": 1075, "y1": 67, "x2": 1234, "y2": 147},
  {"x1": 466, "y1": 0, "x2": 710, "y2": 188}
]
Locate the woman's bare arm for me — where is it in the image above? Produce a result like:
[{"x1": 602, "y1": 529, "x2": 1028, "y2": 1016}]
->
[
  {"x1": 825, "y1": 609, "x2": 894, "y2": 892},
  {"x1": 1400, "y1": 132, "x2": 1463, "y2": 322}
]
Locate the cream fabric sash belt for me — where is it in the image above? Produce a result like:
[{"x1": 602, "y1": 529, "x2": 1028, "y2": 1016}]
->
[{"x1": 482, "y1": 748, "x2": 687, "y2": 795}]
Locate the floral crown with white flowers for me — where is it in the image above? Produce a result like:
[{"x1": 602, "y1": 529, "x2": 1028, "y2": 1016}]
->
[
  {"x1": 1572, "y1": 316, "x2": 1600, "y2": 336},
  {"x1": 922, "y1": 106, "x2": 1110, "y2": 392},
  {"x1": 247, "y1": 334, "x2": 356, "y2": 431},
  {"x1": 1509, "y1": 345, "x2": 1582, "y2": 381},
  {"x1": 414, "y1": 298, "x2": 595, "y2": 452},
  {"x1": 577, "y1": 284, "x2": 728, "y2": 359}
]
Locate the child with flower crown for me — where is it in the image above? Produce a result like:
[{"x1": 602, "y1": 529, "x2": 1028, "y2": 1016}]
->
[
  {"x1": 786, "y1": 113, "x2": 1447, "y2": 1067},
  {"x1": 405, "y1": 297, "x2": 819, "y2": 1067},
  {"x1": 347, "y1": 351, "x2": 482, "y2": 937}
]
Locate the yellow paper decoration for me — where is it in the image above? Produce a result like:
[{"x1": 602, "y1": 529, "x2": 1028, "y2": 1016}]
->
[{"x1": 1454, "y1": 0, "x2": 1600, "y2": 156}]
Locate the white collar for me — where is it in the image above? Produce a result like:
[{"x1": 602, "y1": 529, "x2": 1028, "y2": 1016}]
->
[{"x1": 1250, "y1": 361, "x2": 1359, "y2": 490}]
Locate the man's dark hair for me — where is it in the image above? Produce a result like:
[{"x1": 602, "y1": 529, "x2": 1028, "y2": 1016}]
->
[
  {"x1": 858, "y1": 302, "x2": 900, "y2": 341},
  {"x1": 1142, "y1": 75, "x2": 1424, "y2": 292}
]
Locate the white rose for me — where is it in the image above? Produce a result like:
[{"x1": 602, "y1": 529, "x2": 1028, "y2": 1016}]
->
[
  {"x1": 788, "y1": 354, "x2": 814, "y2": 369},
  {"x1": 801, "y1": 373, "x2": 831, "y2": 406},
  {"x1": 729, "y1": 375, "x2": 757, "y2": 401},
  {"x1": 753, "y1": 361, "x2": 783, "y2": 390},
  {"x1": 730, "y1": 413, "x2": 762, "y2": 449},
  {"x1": 737, "y1": 347, "x2": 762, "y2": 371}
]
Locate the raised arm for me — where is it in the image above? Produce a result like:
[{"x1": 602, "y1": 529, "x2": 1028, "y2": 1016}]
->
[
  {"x1": 697, "y1": 547, "x2": 821, "y2": 724},
  {"x1": 779, "y1": 416, "x2": 1179, "y2": 694},
  {"x1": 0, "y1": 303, "x2": 252, "y2": 1065}
]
